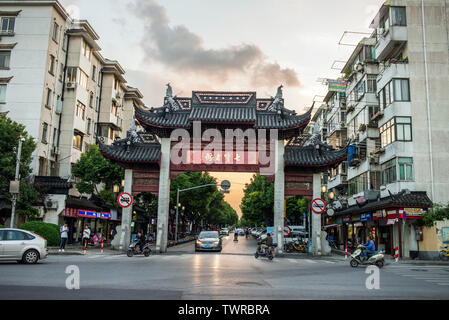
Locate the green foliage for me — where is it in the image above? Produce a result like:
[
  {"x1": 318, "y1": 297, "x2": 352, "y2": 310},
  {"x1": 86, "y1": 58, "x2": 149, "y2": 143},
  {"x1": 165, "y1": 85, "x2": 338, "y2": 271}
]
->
[
  {"x1": 0, "y1": 116, "x2": 40, "y2": 218},
  {"x1": 135, "y1": 192, "x2": 158, "y2": 218},
  {"x1": 170, "y1": 172, "x2": 238, "y2": 226},
  {"x1": 72, "y1": 144, "x2": 124, "y2": 194},
  {"x1": 19, "y1": 221, "x2": 60, "y2": 246},
  {"x1": 286, "y1": 196, "x2": 309, "y2": 223},
  {"x1": 420, "y1": 204, "x2": 449, "y2": 228},
  {"x1": 240, "y1": 174, "x2": 274, "y2": 226},
  {"x1": 0, "y1": 225, "x2": 4, "y2": 228}
]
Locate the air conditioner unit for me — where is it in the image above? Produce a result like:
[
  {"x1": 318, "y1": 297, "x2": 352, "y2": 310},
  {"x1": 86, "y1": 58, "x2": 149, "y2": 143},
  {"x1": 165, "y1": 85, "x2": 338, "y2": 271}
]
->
[
  {"x1": 66, "y1": 82, "x2": 77, "y2": 89},
  {"x1": 45, "y1": 200, "x2": 59, "y2": 210}
]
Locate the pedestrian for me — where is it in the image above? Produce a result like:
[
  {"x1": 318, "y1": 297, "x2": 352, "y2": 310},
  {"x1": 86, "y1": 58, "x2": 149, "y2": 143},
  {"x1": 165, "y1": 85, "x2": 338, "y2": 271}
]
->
[
  {"x1": 110, "y1": 226, "x2": 117, "y2": 240},
  {"x1": 82, "y1": 225, "x2": 91, "y2": 250},
  {"x1": 59, "y1": 223, "x2": 69, "y2": 252}
]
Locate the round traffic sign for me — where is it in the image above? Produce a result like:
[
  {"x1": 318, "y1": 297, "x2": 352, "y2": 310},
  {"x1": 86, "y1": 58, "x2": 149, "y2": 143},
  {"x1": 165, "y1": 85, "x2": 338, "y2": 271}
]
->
[
  {"x1": 311, "y1": 198, "x2": 326, "y2": 214},
  {"x1": 117, "y1": 192, "x2": 133, "y2": 208},
  {"x1": 327, "y1": 208, "x2": 335, "y2": 216},
  {"x1": 284, "y1": 225, "x2": 292, "y2": 237},
  {"x1": 221, "y1": 180, "x2": 231, "y2": 190}
]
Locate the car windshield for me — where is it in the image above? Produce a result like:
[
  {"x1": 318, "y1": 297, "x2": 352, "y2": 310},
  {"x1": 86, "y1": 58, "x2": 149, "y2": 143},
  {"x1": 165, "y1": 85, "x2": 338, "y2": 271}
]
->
[{"x1": 199, "y1": 232, "x2": 219, "y2": 239}]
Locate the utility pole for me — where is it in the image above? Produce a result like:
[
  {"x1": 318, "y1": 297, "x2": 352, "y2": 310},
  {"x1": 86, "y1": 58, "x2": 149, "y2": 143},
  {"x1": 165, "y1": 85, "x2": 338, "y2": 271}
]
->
[{"x1": 10, "y1": 135, "x2": 25, "y2": 228}]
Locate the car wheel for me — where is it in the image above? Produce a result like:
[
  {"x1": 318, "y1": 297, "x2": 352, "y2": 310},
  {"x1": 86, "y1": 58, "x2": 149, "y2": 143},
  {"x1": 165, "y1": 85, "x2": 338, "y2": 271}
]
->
[{"x1": 22, "y1": 249, "x2": 39, "y2": 264}]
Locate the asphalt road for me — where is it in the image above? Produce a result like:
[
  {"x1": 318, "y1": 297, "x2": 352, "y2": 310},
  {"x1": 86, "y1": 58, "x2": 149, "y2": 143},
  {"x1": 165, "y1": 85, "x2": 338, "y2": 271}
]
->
[{"x1": 1, "y1": 235, "x2": 448, "y2": 300}]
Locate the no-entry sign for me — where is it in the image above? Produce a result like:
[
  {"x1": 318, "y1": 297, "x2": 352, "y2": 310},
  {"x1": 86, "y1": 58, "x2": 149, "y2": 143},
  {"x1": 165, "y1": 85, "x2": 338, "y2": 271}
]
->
[
  {"x1": 311, "y1": 198, "x2": 326, "y2": 214},
  {"x1": 117, "y1": 192, "x2": 133, "y2": 208}
]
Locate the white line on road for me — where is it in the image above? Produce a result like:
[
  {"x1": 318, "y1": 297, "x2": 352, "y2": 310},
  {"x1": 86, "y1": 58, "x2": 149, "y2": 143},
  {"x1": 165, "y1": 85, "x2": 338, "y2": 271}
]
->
[
  {"x1": 321, "y1": 260, "x2": 335, "y2": 264},
  {"x1": 303, "y1": 259, "x2": 317, "y2": 264}
]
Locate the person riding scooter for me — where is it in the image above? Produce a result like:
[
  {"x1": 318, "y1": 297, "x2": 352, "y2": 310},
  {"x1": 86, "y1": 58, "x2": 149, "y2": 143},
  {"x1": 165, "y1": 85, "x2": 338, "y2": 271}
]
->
[
  {"x1": 360, "y1": 236, "x2": 375, "y2": 261},
  {"x1": 234, "y1": 228, "x2": 239, "y2": 241},
  {"x1": 135, "y1": 231, "x2": 146, "y2": 253},
  {"x1": 259, "y1": 233, "x2": 273, "y2": 253}
]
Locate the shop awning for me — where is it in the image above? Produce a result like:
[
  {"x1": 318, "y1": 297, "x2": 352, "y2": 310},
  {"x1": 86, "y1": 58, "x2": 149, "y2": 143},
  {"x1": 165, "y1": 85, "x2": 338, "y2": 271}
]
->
[{"x1": 59, "y1": 207, "x2": 78, "y2": 218}]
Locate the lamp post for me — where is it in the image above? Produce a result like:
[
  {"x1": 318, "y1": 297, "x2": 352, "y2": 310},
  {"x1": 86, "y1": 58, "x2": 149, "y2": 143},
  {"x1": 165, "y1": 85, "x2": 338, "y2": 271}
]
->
[{"x1": 9, "y1": 135, "x2": 25, "y2": 228}]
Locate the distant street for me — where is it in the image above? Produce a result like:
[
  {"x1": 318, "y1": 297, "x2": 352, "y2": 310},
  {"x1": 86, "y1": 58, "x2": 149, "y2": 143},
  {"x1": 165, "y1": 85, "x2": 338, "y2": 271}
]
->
[{"x1": 1, "y1": 235, "x2": 448, "y2": 300}]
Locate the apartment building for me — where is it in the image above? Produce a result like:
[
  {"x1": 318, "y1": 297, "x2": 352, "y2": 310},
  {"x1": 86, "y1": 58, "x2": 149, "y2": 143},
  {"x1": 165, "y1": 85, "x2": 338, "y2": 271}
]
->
[
  {"x1": 0, "y1": 1, "x2": 144, "y2": 232},
  {"x1": 323, "y1": 0, "x2": 448, "y2": 259}
]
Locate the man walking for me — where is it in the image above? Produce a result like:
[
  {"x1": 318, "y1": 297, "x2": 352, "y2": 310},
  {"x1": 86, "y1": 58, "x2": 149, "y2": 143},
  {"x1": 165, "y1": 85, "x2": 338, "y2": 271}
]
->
[
  {"x1": 59, "y1": 223, "x2": 69, "y2": 252},
  {"x1": 82, "y1": 225, "x2": 91, "y2": 253}
]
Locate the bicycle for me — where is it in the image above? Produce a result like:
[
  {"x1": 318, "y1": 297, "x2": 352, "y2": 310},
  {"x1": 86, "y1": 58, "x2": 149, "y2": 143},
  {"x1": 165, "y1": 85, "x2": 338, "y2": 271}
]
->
[
  {"x1": 284, "y1": 240, "x2": 307, "y2": 253},
  {"x1": 439, "y1": 245, "x2": 449, "y2": 261}
]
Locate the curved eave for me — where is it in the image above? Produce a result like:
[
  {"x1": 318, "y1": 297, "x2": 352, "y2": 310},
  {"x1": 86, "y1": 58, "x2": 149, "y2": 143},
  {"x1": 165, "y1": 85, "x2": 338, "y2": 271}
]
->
[
  {"x1": 99, "y1": 143, "x2": 161, "y2": 165},
  {"x1": 284, "y1": 146, "x2": 348, "y2": 168}
]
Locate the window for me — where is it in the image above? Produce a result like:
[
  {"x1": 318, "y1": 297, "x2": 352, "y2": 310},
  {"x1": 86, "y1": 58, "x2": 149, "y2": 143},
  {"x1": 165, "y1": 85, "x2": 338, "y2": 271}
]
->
[
  {"x1": 76, "y1": 101, "x2": 85, "y2": 120},
  {"x1": 45, "y1": 88, "x2": 53, "y2": 108},
  {"x1": 368, "y1": 105, "x2": 380, "y2": 120},
  {"x1": 349, "y1": 173, "x2": 369, "y2": 195},
  {"x1": 399, "y1": 157, "x2": 413, "y2": 181},
  {"x1": 52, "y1": 128, "x2": 58, "y2": 147},
  {"x1": 0, "y1": 84, "x2": 6, "y2": 103},
  {"x1": 95, "y1": 96, "x2": 99, "y2": 112},
  {"x1": 355, "y1": 80, "x2": 365, "y2": 101},
  {"x1": 89, "y1": 92, "x2": 94, "y2": 108},
  {"x1": 59, "y1": 63, "x2": 64, "y2": 82},
  {"x1": 366, "y1": 75, "x2": 377, "y2": 93},
  {"x1": 382, "y1": 158, "x2": 397, "y2": 185},
  {"x1": 50, "y1": 161, "x2": 57, "y2": 177},
  {"x1": 38, "y1": 157, "x2": 47, "y2": 175},
  {"x1": 391, "y1": 7, "x2": 406, "y2": 26},
  {"x1": 393, "y1": 79, "x2": 410, "y2": 101},
  {"x1": 111, "y1": 102, "x2": 118, "y2": 117},
  {"x1": 42, "y1": 123, "x2": 48, "y2": 143},
  {"x1": 380, "y1": 118, "x2": 395, "y2": 147},
  {"x1": 48, "y1": 55, "x2": 55, "y2": 74},
  {"x1": 92, "y1": 65, "x2": 96, "y2": 81},
  {"x1": 396, "y1": 116, "x2": 412, "y2": 141},
  {"x1": 4, "y1": 230, "x2": 27, "y2": 241},
  {"x1": 73, "y1": 132, "x2": 83, "y2": 150},
  {"x1": 62, "y1": 34, "x2": 68, "y2": 51},
  {"x1": 78, "y1": 69, "x2": 88, "y2": 89},
  {"x1": 0, "y1": 17, "x2": 15, "y2": 33},
  {"x1": 82, "y1": 40, "x2": 91, "y2": 60},
  {"x1": 52, "y1": 22, "x2": 59, "y2": 43},
  {"x1": 66, "y1": 67, "x2": 77, "y2": 83},
  {"x1": 87, "y1": 118, "x2": 91, "y2": 134},
  {"x1": 0, "y1": 51, "x2": 11, "y2": 69}
]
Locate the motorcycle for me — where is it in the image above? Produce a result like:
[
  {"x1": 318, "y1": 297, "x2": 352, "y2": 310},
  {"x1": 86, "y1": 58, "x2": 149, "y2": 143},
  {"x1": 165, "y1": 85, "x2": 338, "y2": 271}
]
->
[
  {"x1": 350, "y1": 245, "x2": 385, "y2": 268},
  {"x1": 255, "y1": 243, "x2": 277, "y2": 260},
  {"x1": 127, "y1": 236, "x2": 152, "y2": 257},
  {"x1": 439, "y1": 245, "x2": 449, "y2": 261}
]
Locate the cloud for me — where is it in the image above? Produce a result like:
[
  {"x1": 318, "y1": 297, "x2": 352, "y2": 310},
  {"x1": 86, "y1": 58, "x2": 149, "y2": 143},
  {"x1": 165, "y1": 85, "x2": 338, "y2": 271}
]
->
[{"x1": 130, "y1": 0, "x2": 300, "y2": 88}]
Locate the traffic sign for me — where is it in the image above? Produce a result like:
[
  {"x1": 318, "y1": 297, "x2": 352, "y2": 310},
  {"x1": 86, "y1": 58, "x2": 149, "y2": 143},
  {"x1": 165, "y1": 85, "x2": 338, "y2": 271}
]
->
[
  {"x1": 117, "y1": 192, "x2": 133, "y2": 208},
  {"x1": 221, "y1": 180, "x2": 231, "y2": 190},
  {"x1": 327, "y1": 208, "x2": 335, "y2": 216},
  {"x1": 284, "y1": 225, "x2": 292, "y2": 237},
  {"x1": 311, "y1": 198, "x2": 326, "y2": 214}
]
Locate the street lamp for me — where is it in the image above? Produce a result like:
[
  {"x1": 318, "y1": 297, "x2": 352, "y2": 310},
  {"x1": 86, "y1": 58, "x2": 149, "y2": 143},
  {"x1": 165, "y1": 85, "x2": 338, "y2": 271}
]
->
[
  {"x1": 9, "y1": 135, "x2": 25, "y2": 228},
  {"x1": 328, "y1": 191, "x2": 335, "y2": 200},
  {"x1": 321, "y1": 185, "x2": 327, "y2": 193}
]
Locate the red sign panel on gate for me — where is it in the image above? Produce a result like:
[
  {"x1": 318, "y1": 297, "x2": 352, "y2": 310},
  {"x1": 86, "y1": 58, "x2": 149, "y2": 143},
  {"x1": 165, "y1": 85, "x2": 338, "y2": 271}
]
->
[{"x1": 311, "y1": 198, "x2": 326, "y2": 214}]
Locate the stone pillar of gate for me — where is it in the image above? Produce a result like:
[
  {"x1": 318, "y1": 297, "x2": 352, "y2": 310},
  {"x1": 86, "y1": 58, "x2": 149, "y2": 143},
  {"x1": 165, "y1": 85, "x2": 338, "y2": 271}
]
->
[
  {"x1": 119, "y1": 168, "x2": 133, "y2": 251},
  {"x1": 274, "y1": 139, "x2": 285, "y2": 254},
  {"x1": 156, "y1": 137, "x2": 171, "y2": 253},
  {"x1": 312, "y1": 173, "x2": 322, "y2": 256}
]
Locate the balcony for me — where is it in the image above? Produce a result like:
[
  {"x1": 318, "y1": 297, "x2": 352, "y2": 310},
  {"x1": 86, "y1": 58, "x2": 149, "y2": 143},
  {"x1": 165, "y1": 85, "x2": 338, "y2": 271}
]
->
[
  {"x1": 375, "y1": 26, "x2": 407, "y2": 61},
  {"x1": 327, "y1": 174, "x2": 347, "y2": 190},
  {"x1": 98, "y1": 112, "x2": 121, "y2": 130},
  {"x1": 377, "y1": 61, "x2": 409, "y2": 89}
]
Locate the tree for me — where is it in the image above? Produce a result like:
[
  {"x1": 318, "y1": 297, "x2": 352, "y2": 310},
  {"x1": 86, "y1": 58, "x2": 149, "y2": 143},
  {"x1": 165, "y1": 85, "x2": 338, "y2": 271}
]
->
[
  {"x1": 72, "y1": 144, "x2": 124, "y2": 196},
  {"x1": 240, "y1": 174, "x2": 274, "y2": 226},
  {"x1": 0, "y1": 116, "x2": 39, "y2": 219},
  {"x1": 286, "y1": 196, "x2": 309, "y2": 225},
  {"x1": 419, "y1": 203, "x2": 449, "y2": 228}
]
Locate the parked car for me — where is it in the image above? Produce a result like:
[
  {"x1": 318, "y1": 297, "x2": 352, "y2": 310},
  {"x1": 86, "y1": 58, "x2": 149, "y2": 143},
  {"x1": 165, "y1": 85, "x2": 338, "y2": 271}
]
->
[
  {"x1": 195, "y1": 231, "x2": 222, "y2": 252},
  {"x1": 220, "y1": 228, "x2": 229, "y2": 236},
  {"x1": 238, "y1": 229, "x2": 245, "y2": 236},
  {"x1": 0, "y1": 228, "x2": 48, "y2": 264}
]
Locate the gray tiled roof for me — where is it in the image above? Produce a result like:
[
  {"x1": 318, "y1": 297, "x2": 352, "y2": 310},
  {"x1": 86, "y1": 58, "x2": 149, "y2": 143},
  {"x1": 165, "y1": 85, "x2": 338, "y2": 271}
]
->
[
  {"x1": 135, "y1": 107, "x2": 190, "y2": 128},
  {"x1": 99, "y1": 140, "x2": 161, "y2": 163},
  {"x1": 284, "y1": 145, "x2": 348, "y2": 167},
  {"x1": 189, "y1": 106, "x2": 256, "y2": 122}
]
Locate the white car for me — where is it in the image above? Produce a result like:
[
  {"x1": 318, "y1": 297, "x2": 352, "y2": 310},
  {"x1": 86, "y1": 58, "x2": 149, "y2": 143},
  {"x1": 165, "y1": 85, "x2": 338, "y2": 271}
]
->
[{"x1": 0, "y1": 228, "x2": 48, "y2": 264}]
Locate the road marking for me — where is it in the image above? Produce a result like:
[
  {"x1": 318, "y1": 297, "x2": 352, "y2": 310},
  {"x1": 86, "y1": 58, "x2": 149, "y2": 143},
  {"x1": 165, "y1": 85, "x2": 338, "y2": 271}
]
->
[
  {"x1": 303, "y1": 259, "x2": 317, "y2": 264},
  {"x1": 321, "y1": 260, "x2": 335, "y2": 264}
]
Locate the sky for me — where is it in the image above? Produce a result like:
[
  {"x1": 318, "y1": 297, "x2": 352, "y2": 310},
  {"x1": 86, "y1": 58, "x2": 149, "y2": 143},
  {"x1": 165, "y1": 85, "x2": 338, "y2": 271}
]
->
[{"x1": 60, "y1": 0, "x2": 385, "y2": 216}]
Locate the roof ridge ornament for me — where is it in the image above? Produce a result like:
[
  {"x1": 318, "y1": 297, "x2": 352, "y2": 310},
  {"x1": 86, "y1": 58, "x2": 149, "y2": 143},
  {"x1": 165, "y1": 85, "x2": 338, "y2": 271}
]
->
[
  {"x1": 164, "y1": 83, "x2": 181, "y2": 112},
  {"x1": 268, "y1": 84, "x2": 284, "y2": 112}
]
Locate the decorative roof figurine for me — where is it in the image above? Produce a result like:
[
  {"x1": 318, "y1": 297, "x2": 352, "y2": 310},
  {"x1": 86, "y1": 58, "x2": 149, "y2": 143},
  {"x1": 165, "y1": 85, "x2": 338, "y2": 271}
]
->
[
  {"x1": 268, "y1": 84, "x2": 284, "y2": 112},
  {"x1": 164, "y1": 83, "x2": 180, "y2": 112}
]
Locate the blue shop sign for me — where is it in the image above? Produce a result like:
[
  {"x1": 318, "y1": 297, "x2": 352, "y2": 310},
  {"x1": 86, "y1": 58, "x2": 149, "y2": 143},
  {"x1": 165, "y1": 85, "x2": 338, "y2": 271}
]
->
[
  {"x1": 78, "y1": 210, "x2": 111, "y2": 220},
  {"x1": 360, "y1": 213, "x2": 372, "y2": 222}
]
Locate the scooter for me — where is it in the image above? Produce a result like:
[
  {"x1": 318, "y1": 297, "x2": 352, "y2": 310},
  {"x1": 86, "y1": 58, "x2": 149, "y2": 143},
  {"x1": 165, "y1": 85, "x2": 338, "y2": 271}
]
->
[
  {"x1": 127, "y1": 236, "x2": 152, "y2": 257},
  {"x1": 439, "y1": 245, "x2": 449, "y2": 261},
  {"x1": 350, "y1": 245, "x2": 385, "y2": 268},
  {"x1": 255, "y1": 243, "x2": 277, "y2": 260}
]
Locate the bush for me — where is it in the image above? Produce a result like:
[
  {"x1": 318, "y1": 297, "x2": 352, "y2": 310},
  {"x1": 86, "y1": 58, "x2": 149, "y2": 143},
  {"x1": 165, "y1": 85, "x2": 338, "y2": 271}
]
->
[
  {"x1": 0, "y1": 224, "x2": 4, "y2": 228},
  {"x1": 19, "y1": 221, "x2": 60, "y2": 246}
]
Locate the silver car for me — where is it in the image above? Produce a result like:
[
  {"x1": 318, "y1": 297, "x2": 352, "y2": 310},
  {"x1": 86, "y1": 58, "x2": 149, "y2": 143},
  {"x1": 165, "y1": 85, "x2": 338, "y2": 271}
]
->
[
  {"x1": 0, "y1": 228, "x2": 48, "y2": 264},
  {"x1": 195, "y1": 231, "x2": 222, "y2": 252}
]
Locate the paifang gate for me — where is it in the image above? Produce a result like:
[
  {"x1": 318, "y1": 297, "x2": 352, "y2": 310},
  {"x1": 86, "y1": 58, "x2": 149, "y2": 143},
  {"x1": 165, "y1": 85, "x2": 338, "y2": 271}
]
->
[{"x1": 100, "y1": 85, "x2": 347, "y2": 254}]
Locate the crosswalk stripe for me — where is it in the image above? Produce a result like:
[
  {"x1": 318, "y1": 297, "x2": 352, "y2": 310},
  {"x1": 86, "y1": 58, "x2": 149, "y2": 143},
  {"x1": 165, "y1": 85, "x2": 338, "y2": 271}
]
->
[{"x1": 321, "y1": 260, "x2": 335, "y2": 264}]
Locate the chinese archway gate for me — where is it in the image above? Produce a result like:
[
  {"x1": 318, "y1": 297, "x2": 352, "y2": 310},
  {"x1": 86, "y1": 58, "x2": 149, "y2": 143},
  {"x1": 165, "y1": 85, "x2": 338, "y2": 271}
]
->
[{"x1": 100, "y1": 85, "x2": 347, "y2": 254}]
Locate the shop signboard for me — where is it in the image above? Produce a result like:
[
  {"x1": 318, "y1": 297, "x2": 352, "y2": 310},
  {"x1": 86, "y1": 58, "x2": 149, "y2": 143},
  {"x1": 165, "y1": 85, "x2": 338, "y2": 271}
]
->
[
  {"x1": 373, "y1": 209, "x2": 386, "y2": 220},
  {"x1": 342, "y1": 216, "x2": 352, "y2": 223},
  {"x1": 78, "y1": 210, "x2": 111, "y2": 220},
  {"x1": 442, "y1": 227, "x2": 449, "y2": 244},
  {"x1": 360, "y1": 213, "x2": 372, "y2": 222},
  {"x1": 404, "y1": 208, "x2": 424, "y2": 217}
]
